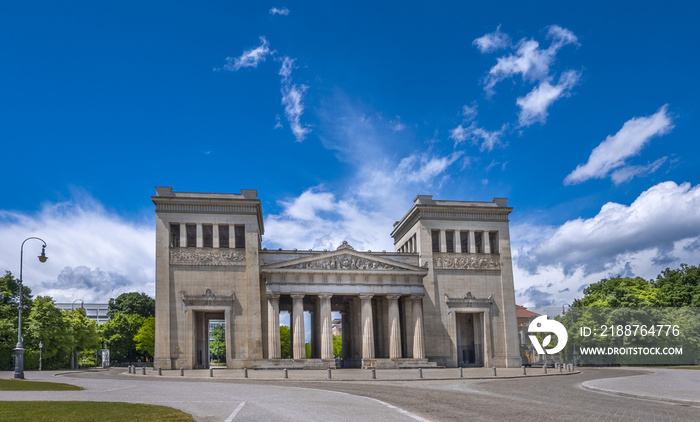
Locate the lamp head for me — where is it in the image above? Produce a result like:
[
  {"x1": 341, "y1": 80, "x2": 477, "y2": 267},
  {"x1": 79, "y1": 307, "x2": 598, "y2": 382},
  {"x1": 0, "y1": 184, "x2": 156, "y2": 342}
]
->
[{"x1": 38, "y1": 245, "x2": 48, "y2": 263}]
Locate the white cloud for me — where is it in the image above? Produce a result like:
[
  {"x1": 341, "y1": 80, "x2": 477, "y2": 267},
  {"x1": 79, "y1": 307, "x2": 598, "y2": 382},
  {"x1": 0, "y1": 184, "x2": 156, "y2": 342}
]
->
[
  {"x1": 516, "y1": 70, "x2": 580, "y2": 127},
  {"x1": 389, "y1": 116, "x2": 406, "y2": 132},
  {"x1": 269, "y1": 7, "x2": 290, "y2": 16},
  {"x1": 610, "y1": 157, "x2": 667, "y2": 185},
  {"x1": 518, "y1": 181, "x2": 700, "y2": 275},
  {"x1": 481, "y1": 25, "x2": 578, "y2": 96},
  {"x1": 279, "y1": 57, "x2": 311, "y2": 142},
  {"x1": 564, "y1": 105, "x2": 673, "y2": 185},
  {"x1": 223, "y1": 36, "x2": 272, "y2": 71},
  {"x1": 461, "y1": 104, "x2": 478, "y2": 121},
  {"x1": 450, "y1": 122, "x2": 506, "y2": 151},
  {"x1": 472, "y1": 25, "x2": 511, "y2": 53},
  {"x1": 0, "y1": 194, "x2": 155, "y2": 303}
]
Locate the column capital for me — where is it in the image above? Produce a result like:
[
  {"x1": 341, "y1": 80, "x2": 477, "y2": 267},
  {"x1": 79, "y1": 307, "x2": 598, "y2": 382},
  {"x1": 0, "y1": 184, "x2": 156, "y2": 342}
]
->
[
  {"x1": 318, "y1": 293, "x2": 333, "y2": 300},
  {"x1": 290, "y1": 293, "x2": 305, "y2": 300},
  {"x1": 386, "y1": 294, "x2": 401, "y2": 301},
  {"x1": 359, "y1": 293, "x2": 374, "y2": 301},
  {"x1": 409, "y1": 295, "x2": 424, "y2": 301},
  {"x1": 267, "y1": 293, "x2": 280, "y2": 300}
]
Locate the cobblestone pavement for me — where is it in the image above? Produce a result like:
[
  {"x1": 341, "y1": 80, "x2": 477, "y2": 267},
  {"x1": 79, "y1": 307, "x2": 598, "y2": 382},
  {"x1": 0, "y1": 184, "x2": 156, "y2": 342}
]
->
[{"x1": 3, "y1": 367, "x2": 699, "y2": 421}]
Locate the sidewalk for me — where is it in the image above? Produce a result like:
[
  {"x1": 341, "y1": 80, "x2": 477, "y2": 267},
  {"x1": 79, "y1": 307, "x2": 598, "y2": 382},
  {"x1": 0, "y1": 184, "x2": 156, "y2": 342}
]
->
[
  {"x1": 582, "y1": 367, "x2": 700, "y2": 405},
  {"x1": 116, "y1": 365, "x2": 577, "y2": 382}
]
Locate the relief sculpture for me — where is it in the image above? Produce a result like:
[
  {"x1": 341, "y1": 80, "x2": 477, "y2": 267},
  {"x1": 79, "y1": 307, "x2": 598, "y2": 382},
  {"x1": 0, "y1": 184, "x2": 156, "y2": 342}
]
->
[
  {"x1": 289, "y1": 254, "x2": 402, "y2": 271},
  {"x1": 170, "y1": 249, "x2": 245, "y2": 266},
  {"x1": 433, "y1": 253, "x2": 500, "y2": 270}
]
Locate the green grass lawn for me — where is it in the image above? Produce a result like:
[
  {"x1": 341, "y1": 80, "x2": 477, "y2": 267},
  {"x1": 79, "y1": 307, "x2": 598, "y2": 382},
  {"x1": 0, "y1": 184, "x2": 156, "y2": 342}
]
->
[
  {"x1": 0, "y1": 379, "x2": 84, "y2": 391},
  {"x1": 0, "y1": 402, "x2": 194, "y2": 421}
]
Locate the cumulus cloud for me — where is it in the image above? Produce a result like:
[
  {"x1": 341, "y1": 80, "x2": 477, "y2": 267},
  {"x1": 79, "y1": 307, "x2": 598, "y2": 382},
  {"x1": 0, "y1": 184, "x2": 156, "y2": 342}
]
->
[
  {"x1": 269, "y1": 7, "x2": 290, "y2": 16},
  {"x1": 0, "y1": 194, "x2": 155, "y2": 302},
  {"x1": 516, "y1": 70, "x2": 580, "y2": 126},
  {"x1": 223, "y1": 36, "x2": 272, "y2": 71},
  {"x1": 564, "y1": 105, "x2": 673, "y2": 185},
  {"x1": 518, "y1": 181, "x2": 700, "y2": 275},
  {"x1": 472, "y1": 25, "x2": 511, "y2": 53},
  {"x1": 478, "y1": 25, "x2": 578, "y2": 96},
  {"x1": 279, "y1": 57, "x2": 311, "y2": 142}
]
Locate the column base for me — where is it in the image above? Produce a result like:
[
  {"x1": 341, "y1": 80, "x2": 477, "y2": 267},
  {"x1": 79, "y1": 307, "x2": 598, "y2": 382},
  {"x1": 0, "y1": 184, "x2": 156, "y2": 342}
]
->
[{"x1": 361, "y1": 358, "x2": 439, "y2": 369}]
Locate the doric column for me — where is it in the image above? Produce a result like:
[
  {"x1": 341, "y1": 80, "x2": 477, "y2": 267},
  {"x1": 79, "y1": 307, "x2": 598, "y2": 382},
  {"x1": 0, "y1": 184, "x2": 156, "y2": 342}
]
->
[
  {"x1": 360, "y1": 294, "x2": 374, "y2": 360},
  {"x1": 291, "y1": 294, "x2": 305, "y2": 359},
  {"x1": 267, "y1": 294, "x2": 280, "y2": 359},
  {"x1": 213, "y1": 225, "x2": 220, "y2": 248},
  {"x1": 179, "y1": 223, "x2": 186, "y2": 248},
  {"x1": 387, "y1": 295, "x2": 402, "y2": 359},
  {"x1": 411, "y1": 296, "x2": 425, "y2": 359},
  {"x1": 483, "y1": 231, "x2": 491, "y2": 254},
  {"x1": 455, "y1": 231, "x2": 462, "y2": 253},
  {"x1": 439, "y1": 230, "x2": 447, "y2": 253},
  {"x1": 319, "y1": 294, "x2": 333, "y2": 360},
  {"x1": 196, "y1": 223, "x2": 203, "y2": 248},
  {"x1": 468, "y1": 231, "x2": 476, "y2": 253}
]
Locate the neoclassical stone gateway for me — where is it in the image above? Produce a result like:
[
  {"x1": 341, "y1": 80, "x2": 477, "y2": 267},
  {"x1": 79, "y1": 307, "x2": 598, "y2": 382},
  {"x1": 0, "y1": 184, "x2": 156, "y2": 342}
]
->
[{"x1": 152, "y1": 187, "x2": 521, "y2": 369}]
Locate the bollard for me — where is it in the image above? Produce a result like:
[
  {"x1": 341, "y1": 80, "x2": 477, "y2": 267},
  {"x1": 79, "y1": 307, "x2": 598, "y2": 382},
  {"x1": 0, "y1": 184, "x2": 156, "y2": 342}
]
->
[
  {"x1": 283, "y1": 368, "x2": 288, "y2": 379},
  {"x1": 209, "y1": 368, "x2": 213, "y2": 378},
  {"x1": 559, "y1": 365, "x2": 563, "y2": 373},
  {"x1": 543, "y1": 365, "x2": 548, "y2": 374},
  {"x1": 128, "y1": 366, "x2": 131, "y2": 374},
  {"x1": 371, "y1": 368, "x2": 376, "y2": 379},
  {"x1": 492, "y1": 367, "x2": 497, "y2": 377},
  {"x1": 180, "y1": 367, "x2": 184, "y2": 376},
  {"x1": 244, "y1": 368, "x2": 248, "y2": 379},
  {"x1": 522, "y1": 365, "x2": 526, "y2": 376},
  {"x1": 459, "y1": 367, "x2": 463, "y2": 378},
  {"x1": 158, "y1": 367, "x2": 162, "y2": 376},
  {"x1": 327, "y1": 368, "x2": 332, "y2": 380},
  {"x1": 418, "y1": 368, "x2": 423, "y2": 379},
  {"x1": 142, "y1": 366, "x2": 146, "y2": 375}
]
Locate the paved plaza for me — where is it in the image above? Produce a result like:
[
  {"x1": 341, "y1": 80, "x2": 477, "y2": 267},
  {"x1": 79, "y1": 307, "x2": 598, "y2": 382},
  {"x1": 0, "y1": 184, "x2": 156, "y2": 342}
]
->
[{"x1": 2, "y1": 367, "x2": 699, "y2": 421}]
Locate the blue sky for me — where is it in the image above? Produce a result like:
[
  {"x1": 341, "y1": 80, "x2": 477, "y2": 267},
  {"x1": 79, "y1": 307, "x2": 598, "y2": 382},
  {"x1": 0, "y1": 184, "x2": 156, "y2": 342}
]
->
[{"x1": 1, "y1": 1, "x2": 699, "y2": 307}]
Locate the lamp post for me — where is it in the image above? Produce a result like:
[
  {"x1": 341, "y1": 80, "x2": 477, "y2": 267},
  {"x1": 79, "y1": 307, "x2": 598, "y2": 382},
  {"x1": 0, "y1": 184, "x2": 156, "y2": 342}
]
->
[
  {"x1": 71, "y1": 299, "x2": 84, "y2": 370},
  {"x1": 39, "y1": 341, "x2": 43, "y2": 371},
  {"x1": 14, "y1": 237, "x2": 48, "y2": 380}
]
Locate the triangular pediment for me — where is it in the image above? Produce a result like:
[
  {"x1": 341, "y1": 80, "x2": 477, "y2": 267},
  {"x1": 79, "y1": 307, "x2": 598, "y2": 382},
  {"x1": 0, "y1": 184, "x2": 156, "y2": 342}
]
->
[{"x1": 262, "y1": 249, "x2": 426, "y2": 274}]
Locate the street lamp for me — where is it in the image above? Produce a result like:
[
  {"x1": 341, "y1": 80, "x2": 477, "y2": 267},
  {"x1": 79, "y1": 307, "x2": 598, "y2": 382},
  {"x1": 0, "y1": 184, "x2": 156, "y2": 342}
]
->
[
  {"x1": 39, "y1": 341, "x2": 43, "y2": 371},
  {"x1": 14, "y1": 237, "x2": 48, "y2": 380}
]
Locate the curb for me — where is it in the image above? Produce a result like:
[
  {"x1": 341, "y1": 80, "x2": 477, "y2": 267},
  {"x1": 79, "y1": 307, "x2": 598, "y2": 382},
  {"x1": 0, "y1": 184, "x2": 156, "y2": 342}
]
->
[{"x1": 581, "y1": 382, "x2": 700, "y2": 407}]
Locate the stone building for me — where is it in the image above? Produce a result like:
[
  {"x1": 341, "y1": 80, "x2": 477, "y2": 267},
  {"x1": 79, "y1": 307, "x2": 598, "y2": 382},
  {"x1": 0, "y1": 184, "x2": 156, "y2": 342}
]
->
[{"x1": 152, "y1": 187, "x2": 521, "y2": 370}]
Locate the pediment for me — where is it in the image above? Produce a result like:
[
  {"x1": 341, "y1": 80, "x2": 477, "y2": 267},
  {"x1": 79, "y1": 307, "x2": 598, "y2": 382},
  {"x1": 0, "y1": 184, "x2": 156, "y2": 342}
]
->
[{"x1": 262, "y1": 249, "x2": 426, "y2": 274}]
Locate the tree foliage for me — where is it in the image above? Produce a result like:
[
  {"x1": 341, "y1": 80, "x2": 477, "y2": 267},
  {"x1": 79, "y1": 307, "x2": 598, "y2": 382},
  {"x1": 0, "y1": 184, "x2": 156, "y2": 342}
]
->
[
  {"x1": 25, "y1": 296, "x2": 71, "y2": 370},
  {"x1": 0, "y1": 271, "x2": 32, "y2": 370},
  {"x1": 134, "y1": 316, "x2": 155, "y2": 358},
  {"x1": 100, "y1": 313, "x2": 145, "y2": 362},
  {"x1": 108, "y1": 292, "x2": 155, "y2": 319},
  {"x1": 280, "y1": 326, "x2": 291, "y2": 359},
  {"x1": 209, "y1": 324, "x2": 225, "y2": 363},
  {"x1": 333, "y1": 334, "x2": 342, "y2": 358}
]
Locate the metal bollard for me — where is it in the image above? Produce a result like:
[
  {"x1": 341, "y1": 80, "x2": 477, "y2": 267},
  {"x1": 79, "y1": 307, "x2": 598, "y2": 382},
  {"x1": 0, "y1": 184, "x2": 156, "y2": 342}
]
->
[
  {"x1": 459, "y1": 367, "x2": 463, "y2": 378},
  {"x1": 142, "y1": 366, "x2": 146, "y2": 375},
  {"x1": 327, "y1": 368, "x2": 332, "y2": 380},
  {"x1": 492, "y1": 367, "x2": 497, "y2": 377},
  {"x1": 543, "y1": 365, "x2": 548, "y2": 374},
  {"x1": 209, "y1": 368, "x2": 213, "y2": 378},
  {"x1": 371, "y1": 368, "x2": 376, "y2": 379},
  {"x1": 244, "y1": 368, "x2": 248, "y2": 379},
  {"x1": 180, "y1": 367, "x2": 184, "y2": 376},
  {"x1": 522, "y1": 365, "x2": 526, "y2": 375},
  {"x1": 283, "y1": 368, "x2": 288, "y2": 379},
  {"x1": 158, "y1": 367, "x2": 162, "y2": 376},
  {"x1": 128, "y1": 366, "x2": 131, "y2": 374},
  {"x1": 418, "y1": 368, "x2": 423, "y2": 379},
  {"x1": 559, "y1": 365, "x2": 563, "y2": 373}
]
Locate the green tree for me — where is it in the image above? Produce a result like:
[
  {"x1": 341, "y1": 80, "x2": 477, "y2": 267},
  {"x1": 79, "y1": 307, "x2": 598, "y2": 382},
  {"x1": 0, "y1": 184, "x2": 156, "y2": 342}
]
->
[
  {"x1": 26, "y1": 296, "x2": 71, "y2": 370},
  {"x1": 0, "y1": 271, "x2": 33, "y2": 370},
  {"x1": 67, "y1": 307, "x2": 100, "y2": 367},
  {"x1": 305, "y1": 342, "x2": 311, "y2": 359},
  {"x1": 653, "y1": 264, "x2": 700, "y2": 307},
  {"x1": 209, "y1": 324, "x2": 226, "y2": 363},
  {"x1": 333, "y1": 334, "x2": 342, "y2": 358},
  {"x1": 280, "y1": 326, "x2": 291, "y2": 358},
  {"x1": 572, "y1": 276, "x2": 659, "y2": 307},
  {"x1": 134, "y1": 316, "x2": 155, "y2": 358},
  {"x1": 108, "y1": 292, "x2": 155, "y2": 319},
  {"x1": 100, "y1": 313, "x2": 145, "y2": 362}
]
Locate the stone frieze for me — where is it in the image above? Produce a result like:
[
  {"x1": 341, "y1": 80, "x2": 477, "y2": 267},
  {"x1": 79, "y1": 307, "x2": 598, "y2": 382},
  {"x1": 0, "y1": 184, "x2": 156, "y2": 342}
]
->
[
  {"x1": 283, "y1": 254, "x2": 404, "y2": 271},
  {"x1": 170, "y1": 248, "x2": 245, "y2": 266},
  {"x1": 433, "y1": 253, "x2": 500, "y2": 270}
]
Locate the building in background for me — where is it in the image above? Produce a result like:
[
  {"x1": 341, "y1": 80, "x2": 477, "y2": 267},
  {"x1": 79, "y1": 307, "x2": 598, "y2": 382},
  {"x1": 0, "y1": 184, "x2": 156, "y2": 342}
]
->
[
  {"x1": 152, "y1": 187, "x2": 521, "y2": 370},
  {"x1": 56, "y1": 302, "x2": 110, "y2": 324}
]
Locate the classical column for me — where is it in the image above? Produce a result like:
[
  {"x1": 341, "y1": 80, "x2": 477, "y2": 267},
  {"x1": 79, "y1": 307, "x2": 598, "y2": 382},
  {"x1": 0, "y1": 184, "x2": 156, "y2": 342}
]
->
[
  {"x1": 468, "y1": 231, "x2": 476, "y2": 253},
  {"x1": 291, "y1": 294, "x2": 305, "y2": 359},
  {"x1": 196, "y1": 224, "x2": 203, "y2": 248},
  {"x1": 455, "y1": 231, "x2": 462, "y2": 253},
  {"x1": 179, "y1": 223, "x2": 186, "y2": 248},
  {"x1": 213, "y1": 225, "x2": 220, "y2": 248},
  {"x1": 411, "y1": 296, "x2": 425, "y2": 359},
  {"x1": 387, "y1": 295, "x2": 402, "y2": 359},
  {"x1": 360, "y1": 294, "x2": 375, "y2": 360},
  {"x1": 483, "y1": 231, "x2": 491, "y2": 254},
  {"x1": 319, "y1": 294, "x2": 333, "y2": 360},
  {"x1": 267, "y1": 294, "x2": 281, "y2": 359},
  {"x1": 439, "y1": 230, "x2": 447, "y2": 253}
]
